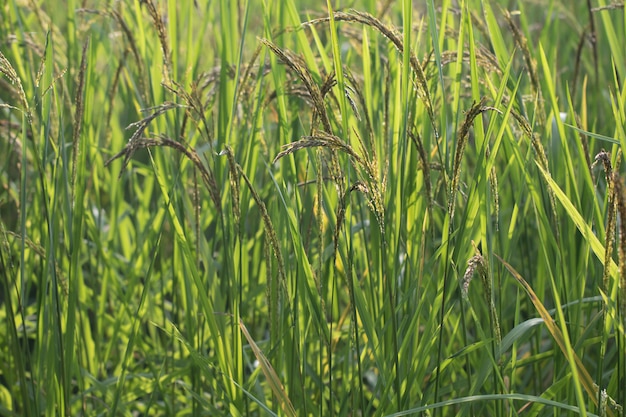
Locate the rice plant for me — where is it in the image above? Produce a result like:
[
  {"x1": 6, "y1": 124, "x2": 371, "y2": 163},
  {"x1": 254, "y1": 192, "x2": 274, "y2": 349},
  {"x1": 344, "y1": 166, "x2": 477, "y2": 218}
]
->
[{"x1": 1, "y1": 0, "x2": 624, "y2": 416}]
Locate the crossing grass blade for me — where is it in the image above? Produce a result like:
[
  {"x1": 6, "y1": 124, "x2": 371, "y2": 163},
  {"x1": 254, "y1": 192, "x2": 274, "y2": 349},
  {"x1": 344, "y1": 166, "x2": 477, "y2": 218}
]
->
[
  {"x1": 495, "y1": 254, "x2": 613, "y2": 417},
  {"x1": 239, "y1": 319, "x2": 297, "y2": 417}
]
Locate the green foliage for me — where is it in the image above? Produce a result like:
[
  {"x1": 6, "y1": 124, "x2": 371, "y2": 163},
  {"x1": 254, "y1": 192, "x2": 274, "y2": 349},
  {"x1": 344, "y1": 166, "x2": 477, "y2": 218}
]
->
[{"x1": 1, "y1": 0, "x2": 625, "y2": 416}]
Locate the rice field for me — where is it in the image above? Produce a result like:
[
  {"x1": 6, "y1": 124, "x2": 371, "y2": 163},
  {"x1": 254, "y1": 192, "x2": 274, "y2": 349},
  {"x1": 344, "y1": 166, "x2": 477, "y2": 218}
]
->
[{"x1": 0, "y1": 0, "x2": 625, "y2": 416}]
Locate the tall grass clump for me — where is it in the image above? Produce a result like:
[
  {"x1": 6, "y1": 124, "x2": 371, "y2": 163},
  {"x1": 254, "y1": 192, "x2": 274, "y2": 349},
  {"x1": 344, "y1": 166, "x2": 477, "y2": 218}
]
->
[{"x1": 1, "y1": 0, "x2": 625, "y2": 416}]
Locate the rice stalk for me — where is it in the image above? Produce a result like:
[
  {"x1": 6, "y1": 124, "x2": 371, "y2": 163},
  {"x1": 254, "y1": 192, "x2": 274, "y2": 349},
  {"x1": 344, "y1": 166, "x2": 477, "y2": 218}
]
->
[
  {"x1": 342, "y1": 68, "x2": 377, "y2": 163},
  {"x1": 300, "y1": 10, "x2": 438, "y2": 136},
  {"x1": 462, "y1": 243, "x2": 501, "y2": 345},
  {"x1": 510, "y1": 109, "x2": 560, "y2": 232},
  {"x1": 236, "y1": 162, "x2": 287, "y2": 298},
  {"x1": 461, "y1": 248, "x2": 486, "y2": 300},
  {"x1": 315, "y1": 147, "x2": 325, "y2": 287},
  {"x1": 260, "y1": 38, "x2": 332, "y2": 133},
  {"x1": 592, "y1": 149, "x2": 622, "y2": 413},
  {"x1": 105, "y1": 132, "x2": 222, "y2": 214},
  {"x1": 143, "y1": 0, "x2": 172, "y2": 85},
  {"x1": 425, "y1": 48, "x2": 501, "y2": 75},
  {"x1": 164, "y1": 81, "x2": 216, "y2": 153},
  {"x1": 500, "y1": 7, "x2": 545, "y2": 127},
  {"x1": 408, "y1": 130, "x2": 433, "y2": 227},
  {"x1": 0, "y1": 226, "x2": 34, "y2": 416},
  {"x1": 222, "y1": 146, "x2": 241, "y2": 238},
  {"x1": 110, "y1": 9, "x2": 149, "y2": 99},
  {"x1": 487, "y1": 146, "x2": 500, "y2": 231},
  {"x1": 509, "y1": 110, "x2": 547, "y2": 170},
  {"x1": 594, "y1": 150, "x2": 619, "y2": 297},
  {"x1": 0, "y1": 50, "x2": 31, "y2": 123},
  {"x1": 70, "y1": 38, "x2": 88, "y2": 202},
  {"x1": 448, "y1": 97, "x2": 495, "y2": 221},
  {"x1": 105, "y1": 102, "x2": 180, "y2": 173},
  {"x1": 274, "y1": 133, "x2": 362, "y2": 164},
  {"x1": 613, "y1": 172, "x2": 626, "y2": 331},
  {"x1": 274, "y1": 131, "x2": 384, "y2": 236},
  {"x1": 235, "y1": 44, "x2": 266, "y2": 106}
]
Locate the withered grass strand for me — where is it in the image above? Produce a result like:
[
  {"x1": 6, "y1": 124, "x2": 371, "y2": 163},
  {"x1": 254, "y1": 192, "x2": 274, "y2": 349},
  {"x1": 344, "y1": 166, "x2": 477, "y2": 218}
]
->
[
  {"x1": 500, "y1": 7, "x2": 545, "y2": 127},
  {"x1": 590, "y1": 3, "x2": 625, "y2": 12},
  {"x1": 572, "y1": 27, "x2": 589, "y2": 97},
  {"x1": 105, "y1": 52, "x2": 127, "y2": 133},
  {"x1": 71, "y1": 39, "x2": 89, "y2": 201},
  {"x1": 301, "y1": 10, "x2": 438, "y2": 137}
]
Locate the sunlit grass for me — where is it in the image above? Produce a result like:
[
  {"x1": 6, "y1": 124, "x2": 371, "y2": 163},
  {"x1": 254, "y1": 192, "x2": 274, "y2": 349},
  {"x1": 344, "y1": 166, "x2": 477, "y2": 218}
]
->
[{"x1": 0, "y1": 1, "x2": 624, "y2": 416}]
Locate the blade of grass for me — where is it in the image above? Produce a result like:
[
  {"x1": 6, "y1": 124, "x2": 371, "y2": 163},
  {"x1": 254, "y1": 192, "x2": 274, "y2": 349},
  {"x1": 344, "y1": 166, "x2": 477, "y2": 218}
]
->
[
  {"x1": 495, "y1": 254, "x2": 606, "y2": 415},
  {"x1": 240, "y1": 319, "x2": 298, "y2": 417}
]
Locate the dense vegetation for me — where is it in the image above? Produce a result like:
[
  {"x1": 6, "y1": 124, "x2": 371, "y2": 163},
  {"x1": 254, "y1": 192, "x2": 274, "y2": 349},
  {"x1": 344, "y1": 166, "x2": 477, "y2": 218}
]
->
[{"x1": 1, "y1": 0, "x2": 625, "y2": 416}]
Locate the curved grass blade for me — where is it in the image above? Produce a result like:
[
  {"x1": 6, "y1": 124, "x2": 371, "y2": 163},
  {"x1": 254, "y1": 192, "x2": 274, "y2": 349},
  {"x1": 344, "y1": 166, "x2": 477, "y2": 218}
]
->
[
  {"x1": 495, "y1": 254, "x2": 606, "y2": 415},
  {"x1": 240, "y1": 319, "x2": 297, "y2": 417},
  {"x1": 383, "y1": 393, "x2": 599, "y2": 417},
  {"x1": 536, "y1": 163, "x2": 618, "y2": 277}
]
